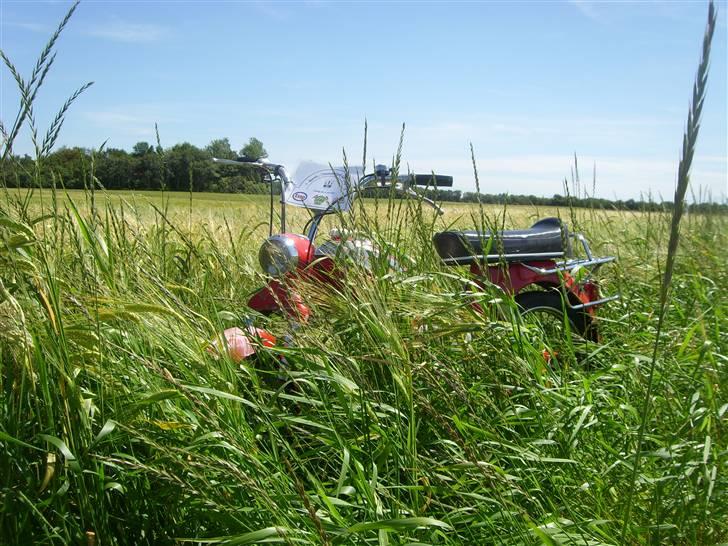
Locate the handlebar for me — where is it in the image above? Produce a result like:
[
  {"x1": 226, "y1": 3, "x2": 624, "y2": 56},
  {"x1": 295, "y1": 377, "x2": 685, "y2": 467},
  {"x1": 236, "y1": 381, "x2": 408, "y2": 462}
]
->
[
  {"x1": 212, "y1": 156, "x2": 292, "y2": 184},
  {"x1": 212, "y1": 157, "x2": 453, "y2": 234},
  {"x1": 410, "y1": 174, "x2": 453, "y2": 187},
  {"x1": 212, "y1": 157, "x2": 254, "y2": 166},
  {"x1": 212, "y1": 158, "x2": 452, "y2": 190},
  {"x1": 212, "y1": 156, "x2": 293, "y2": 232}
]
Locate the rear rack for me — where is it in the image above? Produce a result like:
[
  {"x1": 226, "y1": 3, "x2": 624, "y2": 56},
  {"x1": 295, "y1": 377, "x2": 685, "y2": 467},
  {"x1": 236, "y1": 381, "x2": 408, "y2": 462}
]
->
[
  {"x1": 519, "y1": 233, "x2": 616, "y2": 273},
  {"x1": 451, "y1": 232, "x2": 620, "y2": 309},
  {"x1": 526, "y1": 234, "x2": 619, "y2": 309},
  {"x1": 441, "y1": 252, "x2": 564, "y2": 265}
]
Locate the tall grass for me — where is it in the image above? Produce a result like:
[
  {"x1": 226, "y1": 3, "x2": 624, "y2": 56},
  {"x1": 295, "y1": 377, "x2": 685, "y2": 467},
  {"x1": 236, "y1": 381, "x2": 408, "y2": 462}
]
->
[
  {"x1": 1, "y1": 2, "x2": 726, "y2": 546},
  {"x1": 620, "y1": 2, "x2": 718, "y2": 540}
]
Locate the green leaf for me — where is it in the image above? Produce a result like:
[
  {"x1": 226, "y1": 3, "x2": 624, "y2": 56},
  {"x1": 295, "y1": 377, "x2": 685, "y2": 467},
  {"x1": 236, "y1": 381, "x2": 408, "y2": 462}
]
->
[
  {"x1": 104, "y1": 481, "x2": 125, "y2": 494},
  {"x1": 0, "y1": 216, "x2": 35, "y2": 239},
  {"x1": 38, "y1": 434, "x2": 81, "y2": 472},
  {"x1": 0, "y1": 430, "x2": 41, "y2": 451},
  {"x1": 182, "y1": 385, "x2": 259, "y2": 410},
  {"x1": 125, "y1": 390, "x2": 182, "y2": 418},
  {"x1": 92, "y1": 419, "x2": 117, "y2": 446},
  {"x1": 346, "y1": 517, "x2": 451, "y2": 534},
  {"x1": 178, "y1": 526, "x2": 288, "y2": 544}
]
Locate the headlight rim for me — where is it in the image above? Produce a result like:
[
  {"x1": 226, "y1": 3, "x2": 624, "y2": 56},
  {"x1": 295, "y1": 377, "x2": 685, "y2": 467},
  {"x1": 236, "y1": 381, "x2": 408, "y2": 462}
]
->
[{"x1": 259, "y1": 235, "x2": 300, "y2": 277}]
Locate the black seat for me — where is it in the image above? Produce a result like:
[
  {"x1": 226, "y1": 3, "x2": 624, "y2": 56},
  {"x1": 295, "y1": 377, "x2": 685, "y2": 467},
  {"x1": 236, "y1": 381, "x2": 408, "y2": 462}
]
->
[{"x1": 433, "y1": 217, "x2": 571, "y2": 265}]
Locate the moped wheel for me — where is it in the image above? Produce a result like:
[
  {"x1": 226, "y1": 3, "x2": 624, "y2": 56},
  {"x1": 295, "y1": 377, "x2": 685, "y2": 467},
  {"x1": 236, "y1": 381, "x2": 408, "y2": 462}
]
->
[{"x1": 515, "y1": 290, "x2": 596, "y2": 342}]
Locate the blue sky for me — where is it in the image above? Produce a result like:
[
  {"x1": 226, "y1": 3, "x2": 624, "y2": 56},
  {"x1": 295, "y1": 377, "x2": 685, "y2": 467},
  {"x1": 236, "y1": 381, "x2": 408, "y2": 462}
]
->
[{"x1": 1, "y1": 0, "x2": 726, "y2": 200}]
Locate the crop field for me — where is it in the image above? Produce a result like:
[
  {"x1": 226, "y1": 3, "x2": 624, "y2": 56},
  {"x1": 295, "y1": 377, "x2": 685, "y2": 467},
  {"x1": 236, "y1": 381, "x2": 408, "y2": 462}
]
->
[
  {"x1": 0, "y1": 185, "x2": 726, "y2": 545},
  {"x1": 0, "y1": 186, "x2": 639, "y2": 236}
]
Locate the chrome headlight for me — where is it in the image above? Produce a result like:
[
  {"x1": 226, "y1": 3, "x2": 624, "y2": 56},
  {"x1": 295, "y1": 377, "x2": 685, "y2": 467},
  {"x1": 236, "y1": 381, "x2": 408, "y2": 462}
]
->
[{"x1": 259, "y1": 235, "x2": 299, "y2": 276}]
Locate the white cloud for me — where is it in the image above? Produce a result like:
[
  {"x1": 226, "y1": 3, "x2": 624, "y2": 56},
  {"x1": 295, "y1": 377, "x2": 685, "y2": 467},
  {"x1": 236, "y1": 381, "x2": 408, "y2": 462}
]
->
[
  {"x1": 82, "y1": 110, "x2": 166, "y2": 139},
  {"x1": 86, "y1": 21, "x2": 168, "y2": 43},
  {"x1": 568, "y1": 0, "x2": 603, "y2": 22},
  {"x1": 5, "y1": 22, "x2": 51, "y2": 33},
  {"x1": 84, "y1": 112, "x2": 147, "y2": 125},
  {"x1": 252, "y1": 1, "x2": 292, "y2": 21}
]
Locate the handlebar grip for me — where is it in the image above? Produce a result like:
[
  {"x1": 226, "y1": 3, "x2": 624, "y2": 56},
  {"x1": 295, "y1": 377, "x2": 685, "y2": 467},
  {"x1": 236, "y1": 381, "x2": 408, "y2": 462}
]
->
[
  {"x1": 235, "y1": 156, "x2": 259, "y2": 163},
  {"x1": 412, "y1": 174, "x2": 453, "y2": 187}
]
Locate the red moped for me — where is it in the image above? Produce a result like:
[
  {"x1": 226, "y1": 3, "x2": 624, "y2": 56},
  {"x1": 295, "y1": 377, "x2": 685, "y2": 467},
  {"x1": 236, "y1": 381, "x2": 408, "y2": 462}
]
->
[{"x1": 209, "y1": 158, "x2": 617, "y2": 360}]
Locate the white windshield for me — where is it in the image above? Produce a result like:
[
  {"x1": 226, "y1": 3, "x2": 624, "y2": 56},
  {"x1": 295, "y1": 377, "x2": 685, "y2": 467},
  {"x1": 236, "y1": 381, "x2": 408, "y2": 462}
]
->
[{"x1": 285, "y1": 162, "x2": 364, "y2": 212}]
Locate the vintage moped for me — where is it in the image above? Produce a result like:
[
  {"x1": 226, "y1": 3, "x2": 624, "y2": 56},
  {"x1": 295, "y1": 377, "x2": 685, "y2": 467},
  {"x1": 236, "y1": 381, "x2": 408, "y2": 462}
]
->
[{"x1": 209, "y1": 157, "x2": 617, "y2": 361}]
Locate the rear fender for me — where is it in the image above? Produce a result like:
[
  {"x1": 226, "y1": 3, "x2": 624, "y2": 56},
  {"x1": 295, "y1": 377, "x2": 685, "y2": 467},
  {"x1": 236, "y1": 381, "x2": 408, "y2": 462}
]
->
[
  {"x1": 473, "y1": 262, "x2": 597, "y2": 315},
  {"x1": 476, "y1": 261, "x2": 561, "y2": 294},
  {"x1": 478, "y1": 261, "x2": 599, "y2": 316}
]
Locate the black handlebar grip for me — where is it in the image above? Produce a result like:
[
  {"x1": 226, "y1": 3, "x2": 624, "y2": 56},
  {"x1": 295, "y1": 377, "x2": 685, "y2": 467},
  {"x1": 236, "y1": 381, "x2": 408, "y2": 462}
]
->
[{"x1": 412, "y1": 174, "x2": 453, "y2": 187}]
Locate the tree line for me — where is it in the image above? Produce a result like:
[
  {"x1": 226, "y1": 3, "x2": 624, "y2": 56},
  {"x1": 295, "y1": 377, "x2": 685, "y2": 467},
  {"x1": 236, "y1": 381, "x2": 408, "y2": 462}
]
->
[
  {"x1": 418, "y1": 188, "x2": 726, "y2": 213},
  {"x1": 2, "y1": 138, "x2": 725, "y2": 213},
  {"x1": 2, "y1": 137, "x2": 272, "y2": 194}
]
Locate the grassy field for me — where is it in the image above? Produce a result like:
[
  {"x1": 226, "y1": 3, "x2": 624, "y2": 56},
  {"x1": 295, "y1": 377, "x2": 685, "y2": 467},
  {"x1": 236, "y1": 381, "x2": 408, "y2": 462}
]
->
[
  {"x1": 0, "y1": 2, "x2": 724, "y2": 542},
  {"x1": 0, "y1": 185, "x2": 725, "y2": 545}
]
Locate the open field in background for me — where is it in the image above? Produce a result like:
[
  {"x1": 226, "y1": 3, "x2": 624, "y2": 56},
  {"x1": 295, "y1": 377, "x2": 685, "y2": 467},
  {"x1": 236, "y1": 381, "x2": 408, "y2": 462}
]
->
[
  {"x1": 3, "y1": 186, "x2": 653, "y2": 240},
  {"x1": 1, "y1": 184, "x2": 726, "y2": 544}
]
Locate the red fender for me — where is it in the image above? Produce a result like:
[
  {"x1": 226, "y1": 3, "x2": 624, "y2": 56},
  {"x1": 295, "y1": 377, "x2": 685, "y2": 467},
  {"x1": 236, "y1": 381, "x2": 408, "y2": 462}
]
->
[
  {"x1": 248, "y1": 256, "x2": 338, "y2": 320},
  {"x1": 474, "y1": 261, "x2": 561, "y2": 294},
  {"x1": 209, "y1": 326, "x2": 276, "y2": 362},
  {"x1": 471, "y1": 261, "x2": 599, "y2": 316},
  {"x1": 248, "y1": 280, "x2": 311, "y2": 321}
]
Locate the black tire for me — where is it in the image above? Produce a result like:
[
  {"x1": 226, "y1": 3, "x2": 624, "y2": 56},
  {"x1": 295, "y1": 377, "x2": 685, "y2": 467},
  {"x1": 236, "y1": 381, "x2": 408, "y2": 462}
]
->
[{"x1": 515, "y1": 290, "x2": 596, "y2": 342}]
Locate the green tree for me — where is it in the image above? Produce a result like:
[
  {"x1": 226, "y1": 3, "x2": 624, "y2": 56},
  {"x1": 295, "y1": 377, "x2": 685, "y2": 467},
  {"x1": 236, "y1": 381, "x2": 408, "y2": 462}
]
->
[
  {"x1": 239, "y1": 137, "x2": 267, "y2": 160},
  {"x1": 132, "y1": 141, "x2": 153, "y2": 156},
  {"x1": 205, "y1": 138, "x2": 236, "y2": 160},
  {"x1": 44, "y1": 147, "x2": 90, "y2": 189},
  {"x1": 133, "y1": 150, "x2": 164, "y2": 190},
  {"x1": 95, "y1": 148, "x2": 134, "y2": 190},
  {"x1": 1, "y1": 154, "x2": 34, "y2": 187},
  {"x1": 164, "y1": 143, "x2": 216, "y2": 192}
]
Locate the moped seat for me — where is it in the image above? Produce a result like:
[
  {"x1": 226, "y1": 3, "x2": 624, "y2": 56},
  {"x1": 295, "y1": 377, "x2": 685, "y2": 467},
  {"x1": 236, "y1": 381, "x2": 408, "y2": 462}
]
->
[{"x1": 433, "y1": 217, "x2": 571, "y2": 264}]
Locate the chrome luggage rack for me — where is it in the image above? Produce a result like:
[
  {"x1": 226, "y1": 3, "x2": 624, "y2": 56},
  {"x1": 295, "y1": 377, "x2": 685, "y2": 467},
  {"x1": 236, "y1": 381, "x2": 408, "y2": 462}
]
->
[
  {"x1": 524, "y1": 234, "x2": 619, "y2": 310},
  {"x1": 443, "y1": 232, "x2": 620, "y2": 310}
]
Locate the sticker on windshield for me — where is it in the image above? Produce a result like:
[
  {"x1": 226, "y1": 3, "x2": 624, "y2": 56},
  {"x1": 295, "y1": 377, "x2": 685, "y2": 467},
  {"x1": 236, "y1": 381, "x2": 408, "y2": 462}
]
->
[{"x1": 292, "y1": 191, "x2": 307, "y2": 201}]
